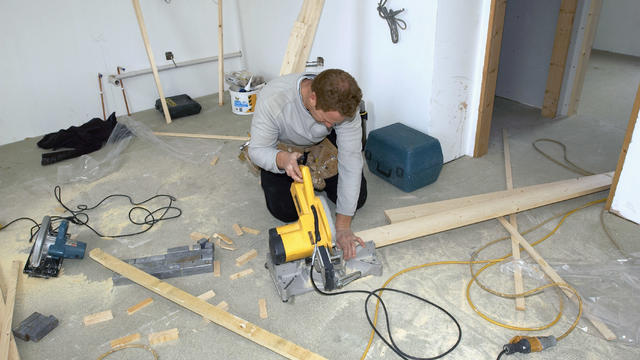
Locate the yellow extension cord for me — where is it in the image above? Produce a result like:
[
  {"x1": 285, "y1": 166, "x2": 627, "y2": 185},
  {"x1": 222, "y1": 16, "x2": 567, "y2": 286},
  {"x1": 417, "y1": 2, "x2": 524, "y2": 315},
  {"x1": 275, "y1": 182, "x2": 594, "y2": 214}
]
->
[{"x1": 360, "y1": 198, "x2": 603, "y2": 359}]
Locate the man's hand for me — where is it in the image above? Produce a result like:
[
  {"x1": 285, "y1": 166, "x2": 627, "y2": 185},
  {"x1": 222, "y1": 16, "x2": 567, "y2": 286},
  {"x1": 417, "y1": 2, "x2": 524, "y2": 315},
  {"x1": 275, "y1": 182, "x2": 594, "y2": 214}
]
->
[
  {"x1": 335, "y1": 214, "x2": 364, "y2": 260},
  {"x1": 276, "y1": 151, "x2": 303, "y2": 182}
]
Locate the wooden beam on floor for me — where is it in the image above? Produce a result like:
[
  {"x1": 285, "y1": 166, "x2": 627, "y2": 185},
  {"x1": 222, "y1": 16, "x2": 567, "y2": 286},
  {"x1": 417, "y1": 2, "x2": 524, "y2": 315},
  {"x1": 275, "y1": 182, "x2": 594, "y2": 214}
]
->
[
  {"x1": 131, "y1": 0, "x2": 172, "y2": 124},
  {"x1": 541, "y1": 0, "x2": 578, "y2": 118},
  {"x1": 497, "y1": 217, "x2": 617, "y2": 340},
  {"x1": 502, "y1": 129, "x2": 525, "y2": 311},
  {"x1": 358, "y1": 172, "x2": 612, "y2": 248},
  {"x1": 90, "y1": 249, "x2": 325, "y2": 360},
  {"x1": 153, "y1": 132, "x2": 250, "y2": 141},
  {"x1": 0, "y1": 261, "x2": 20, "y2": 360}
]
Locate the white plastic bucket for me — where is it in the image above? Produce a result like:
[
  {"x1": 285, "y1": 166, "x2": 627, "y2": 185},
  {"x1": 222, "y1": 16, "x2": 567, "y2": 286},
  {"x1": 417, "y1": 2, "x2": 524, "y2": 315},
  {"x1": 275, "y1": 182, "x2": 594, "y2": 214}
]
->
[{"x1": 230, "y1": 89, "x2": 259, "y2": 115}]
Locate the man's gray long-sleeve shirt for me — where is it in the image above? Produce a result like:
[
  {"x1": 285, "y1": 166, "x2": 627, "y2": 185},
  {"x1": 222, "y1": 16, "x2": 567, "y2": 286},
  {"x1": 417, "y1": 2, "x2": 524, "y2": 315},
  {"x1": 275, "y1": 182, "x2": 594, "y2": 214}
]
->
[{"x1": 248, "y1": 73, "x2": 363, "y2": 216}]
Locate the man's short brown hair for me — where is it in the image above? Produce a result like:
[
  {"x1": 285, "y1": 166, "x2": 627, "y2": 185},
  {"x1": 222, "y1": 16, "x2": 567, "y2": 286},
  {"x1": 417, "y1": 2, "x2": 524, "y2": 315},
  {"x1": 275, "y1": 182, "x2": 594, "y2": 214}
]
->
[{"x1": 311, "y1": 69, "x2": 362, "y2": 117}]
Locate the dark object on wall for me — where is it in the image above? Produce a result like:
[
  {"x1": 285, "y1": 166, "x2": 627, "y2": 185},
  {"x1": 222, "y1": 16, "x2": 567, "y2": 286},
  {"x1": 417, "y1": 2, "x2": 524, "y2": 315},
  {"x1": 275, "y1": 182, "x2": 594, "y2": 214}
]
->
[
  {"x1": 364, "y1": 123, "x2": 443, "y2": 192},
  {"x1": 37, "y1": 112, "x2": 121, "y2": 165},
  {"x1": 155, "y1": 94, "x2": 202, "y2": 119},
  {"x1": 377, "y1": 0, "x2": 407, "y2": 44}
]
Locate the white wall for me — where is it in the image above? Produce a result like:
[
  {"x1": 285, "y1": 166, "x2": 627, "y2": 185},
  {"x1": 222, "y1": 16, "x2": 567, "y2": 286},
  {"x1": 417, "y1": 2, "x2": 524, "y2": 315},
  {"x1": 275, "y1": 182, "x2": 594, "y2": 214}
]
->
[
  {"x1": 593, "y1": 0, "x2": 640, "y2": 57},
  {"x1": 611, "y1": 109, "x2": 640, "y2": 224},
  {"x1": 0, "y1": 0, "x2": 245, "y2": 146},
  {"x1": 237, "y1": 0, "x2": 491, "y2": 162},
  {"x1": 495, "y1": 0, "x2": 561, "y2": 108}
]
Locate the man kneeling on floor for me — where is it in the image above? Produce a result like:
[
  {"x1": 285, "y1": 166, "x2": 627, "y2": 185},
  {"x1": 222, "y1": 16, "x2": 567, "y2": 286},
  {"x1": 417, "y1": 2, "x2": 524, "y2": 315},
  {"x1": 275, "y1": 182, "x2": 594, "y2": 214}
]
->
[{"x1": 248, "y1": 69, "x2": 367, "y2": 260}]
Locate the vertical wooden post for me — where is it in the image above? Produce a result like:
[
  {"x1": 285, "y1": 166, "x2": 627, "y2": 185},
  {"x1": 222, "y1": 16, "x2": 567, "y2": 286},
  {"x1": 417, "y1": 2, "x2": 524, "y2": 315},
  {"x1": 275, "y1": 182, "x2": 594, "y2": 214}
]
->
[
  {"x1": 0, "y1": 261, "x2": 20, "y2": 360},
  {"x1": 474, "y1": 0, "x2": 507, "y2": 157},
  {"x1": 503, "y1": 129, "x2": 525, "y2": 310},
  {"x1": 606, "y1": 82, "x2": 640, "y2": 210},
  {"x1": 567, "y1": 0, "x2": 602, "y2": 116},
  {"x1": 218, "y1": 0, "x2": 224, "y2": 106},
  {"x1": 131, "y1": 0, "x2": 172, "y2": 124},
  {"x1": 541, "y1": 0, "x2": 578, "y2": 118}
]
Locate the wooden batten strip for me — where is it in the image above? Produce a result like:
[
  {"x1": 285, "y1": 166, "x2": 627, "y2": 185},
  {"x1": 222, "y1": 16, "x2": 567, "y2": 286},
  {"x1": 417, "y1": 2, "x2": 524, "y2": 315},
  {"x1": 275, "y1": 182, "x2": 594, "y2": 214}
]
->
[{"x1": 127, "y1": 298, "x2": 153, "y2": 315}]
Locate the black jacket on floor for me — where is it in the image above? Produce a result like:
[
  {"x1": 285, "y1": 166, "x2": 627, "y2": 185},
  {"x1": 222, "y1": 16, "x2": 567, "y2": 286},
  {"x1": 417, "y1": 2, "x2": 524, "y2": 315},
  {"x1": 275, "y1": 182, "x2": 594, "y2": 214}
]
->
[{"x1": 37, "y1": 112, "x2": 119, "y2": 165}]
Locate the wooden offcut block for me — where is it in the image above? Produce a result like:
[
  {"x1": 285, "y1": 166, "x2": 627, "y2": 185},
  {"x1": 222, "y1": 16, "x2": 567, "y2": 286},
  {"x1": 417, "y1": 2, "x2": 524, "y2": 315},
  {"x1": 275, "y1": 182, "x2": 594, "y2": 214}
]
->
[
  {"x1": 210, "y1": 156, "x2": 219, "y2": 166},
  {"x1": 190, "y1": 231, "x2": 209, "y2": 241},
  {"x1": 232, "y1": 223, "x2": 244, "y2": 236},
  {"x1": 83, "y1": 310, "x2": 113, "y2": 326},
  {"x1": 197, "y1": 290, "x2": 216, "y2": 301},
  {"x1": 148, "y1": 328, "x2": 179, "y2": 345},
  {"x1": 214, "y1": 232, "x2": 234, "y2": 245},
  {"x1": 229, "y1": 268, "x2": 253, "y2": 280},
  {"x1": 216, "y1": 238, "x2": 236, "y2": 251},
  {"x1": 236, "y1": 249, "x2": 258, "y2": 267},
  {"x1": 127, "y1": 297, "x2": 153, "y2": 315},
  {"x1": 213, "y1": 260, "x2": 221, "y2": 277},
  {"x1": 240, "y1": 226, "x2": 260, "y2": 235},
  {"x1": 259, "y1": 299, "x2": 268, "y2": 319},
  {"x1": 110, "y1": 333, "x2": 141, "y2": 348},
  {"x1": 216, "y1": 301, "x2": 229, "y2": 312}
]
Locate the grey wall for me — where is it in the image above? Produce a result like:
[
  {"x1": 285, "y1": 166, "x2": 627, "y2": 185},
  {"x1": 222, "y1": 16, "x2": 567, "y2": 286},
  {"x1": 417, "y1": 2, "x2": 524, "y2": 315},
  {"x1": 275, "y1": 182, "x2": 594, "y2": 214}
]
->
[
  {"x1": 593, "y1": 0, "x2": 640, "y2": 57},
  {"x1": 495, "y1": 0, "x2": 561, "y2": 108}
]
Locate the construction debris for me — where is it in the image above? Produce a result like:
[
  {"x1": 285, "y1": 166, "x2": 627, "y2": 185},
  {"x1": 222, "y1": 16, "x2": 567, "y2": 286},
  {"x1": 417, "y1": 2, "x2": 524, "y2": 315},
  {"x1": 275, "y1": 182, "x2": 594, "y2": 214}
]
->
[
  {"x1": 232, "y1": 223, "x2": 244, "y2": 236},
  {"x1": 127, "y1": 298, "x2": 153, "y2": 315},
  {"x1": 240, "y1": 226, "x2": 260, "y2": 235},
  {"x1": 236, "y1": 249, "x2": 258, "y2": 267},
  {"x1": 148, "y1": 328, "x2": 179, "y2": 345},
  {"x1": 110, "y1": 333, "x2": 141, "y2": 348},
  {"x1": 230, "y1": 268, "x2": 254, "y2": 280},
  {"x1": 259, "y1": 299, "x2": 268, "y2": 319},
  {"x1": 197, "y1": 290, "x2": 216, "y2": 301},
  {"x1": 83, "y1": 310, "x2": 113, "y2": 326}
]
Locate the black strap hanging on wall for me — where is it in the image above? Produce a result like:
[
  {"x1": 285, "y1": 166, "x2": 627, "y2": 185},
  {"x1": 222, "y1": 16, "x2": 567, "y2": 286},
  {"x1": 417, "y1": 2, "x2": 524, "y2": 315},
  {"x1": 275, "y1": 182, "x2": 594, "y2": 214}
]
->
[{"x1": 377, "y1": 0, "x2": 407, "y2": 44}]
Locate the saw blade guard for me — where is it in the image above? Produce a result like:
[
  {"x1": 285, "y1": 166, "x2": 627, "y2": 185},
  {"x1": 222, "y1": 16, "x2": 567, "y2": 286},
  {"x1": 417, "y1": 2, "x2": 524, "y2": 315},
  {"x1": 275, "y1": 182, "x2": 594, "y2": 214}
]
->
[{"x1": 269, "y1": 165, "x2": 335, "y2": 265}]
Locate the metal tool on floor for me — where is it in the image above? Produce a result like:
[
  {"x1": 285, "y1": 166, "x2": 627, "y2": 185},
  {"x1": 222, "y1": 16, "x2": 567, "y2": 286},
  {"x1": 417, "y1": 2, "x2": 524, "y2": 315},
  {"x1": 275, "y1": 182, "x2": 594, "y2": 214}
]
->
[
  {"x1": 24, "y1": 216, "x2": 87, "y2": 278},
  {"x1": 13, "y1": 312, "x2": 59, "y2": 342},
  {"x1": 112, "y1": 238, "x2": 214, "y2": 285},
  {"x1": 265, "y1": 165, "x2": 382, "y2": 302}
]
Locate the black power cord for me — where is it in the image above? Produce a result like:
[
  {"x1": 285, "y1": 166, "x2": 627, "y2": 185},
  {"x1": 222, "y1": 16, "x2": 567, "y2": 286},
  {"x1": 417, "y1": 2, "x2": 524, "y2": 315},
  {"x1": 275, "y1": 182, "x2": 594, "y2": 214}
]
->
[
  {"x1": 53, "y1": 185, "x2": 181, "y2": 238},
  {"x1": 310, "y1": 254, "x2": 461, "y2": 359},
  {"x1": 377, "y1": 0, "x2": 407, "y2": 44},
  {"x1": 0, "y1": 186, "x2": 181, "y2": 242}
]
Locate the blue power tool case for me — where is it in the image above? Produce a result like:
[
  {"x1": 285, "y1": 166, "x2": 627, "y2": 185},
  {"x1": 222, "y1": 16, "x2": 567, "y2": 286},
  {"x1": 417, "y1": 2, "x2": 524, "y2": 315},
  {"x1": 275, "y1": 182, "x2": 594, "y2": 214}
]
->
[{"x1": 364, "y1": 122, "x2": 443, "y2": 192}]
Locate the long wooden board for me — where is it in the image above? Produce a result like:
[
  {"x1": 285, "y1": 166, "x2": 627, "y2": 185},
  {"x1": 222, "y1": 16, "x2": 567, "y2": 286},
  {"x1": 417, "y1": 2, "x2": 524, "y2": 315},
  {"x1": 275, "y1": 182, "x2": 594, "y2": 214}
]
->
[
  {"x1": 131, "y1": 0, "x2": 171, "y2": 124},
  {"x1": 497, "y1": 217, "x2": 616, "y2": 340},
  {"x1": 153, "y1": 132, "x2": 250, "y2": 141},
  {"x1": 358, "y1": 172, "x2": 612, "y2": 248},
  {"x1": 90, "y1": 249, "x2": 325, "y2": 360},
  {"x1": 0, "y1": 261, "x2": 20, "y2": 360},
  {"x1": 280, "y1": 0, "x2": 325, "y2": 75}
]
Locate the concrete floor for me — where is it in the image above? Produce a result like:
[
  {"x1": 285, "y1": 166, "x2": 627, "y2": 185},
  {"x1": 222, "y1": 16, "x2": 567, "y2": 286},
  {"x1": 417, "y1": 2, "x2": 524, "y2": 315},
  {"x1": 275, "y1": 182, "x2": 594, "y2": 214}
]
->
[{"x1": 1, "y1": 50, "x2": 639, "y2": 359}]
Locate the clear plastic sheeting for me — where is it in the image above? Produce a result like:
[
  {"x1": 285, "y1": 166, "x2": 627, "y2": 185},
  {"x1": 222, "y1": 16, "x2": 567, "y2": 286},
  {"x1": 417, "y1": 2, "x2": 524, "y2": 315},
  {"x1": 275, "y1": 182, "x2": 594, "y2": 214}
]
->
[
  {"x1": 57, "y1": 122, "x2": 133, "y2": 183},
  {"x1": 57, "y1": 116, "x2": 223, "y2": 183},
  {"x1": 117, "y1": 116, "x2": 223, "y2": 164},
  {"x1": 555, "y1": 258, "x2": 640, "y2": 346}
]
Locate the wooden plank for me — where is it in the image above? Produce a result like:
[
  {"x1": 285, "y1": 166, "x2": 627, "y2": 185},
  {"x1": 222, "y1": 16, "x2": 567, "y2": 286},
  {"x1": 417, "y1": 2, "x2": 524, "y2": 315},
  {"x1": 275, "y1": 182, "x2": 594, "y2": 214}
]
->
[
  {"x1": 259, "y1": 299, "x2": 268, "y2": 319},
  {"x1": 153, "y1": 132, "x2": 250, "y2": 141},
  {"x1": 358, "y1": 173, "x2": 612, "y2": 248},
  {"x1": 83, "y1": 310, "x2": 113, "y2": 326},
  {"x1": 0, "y1": 286, "x2": 20, "y2": 360},
  {"x1": 232, "y1": 223, "x2": 244, "y2": 236},
  {"x1": 230, "y1": 268, "x2": 254, "y2": 280},
  {"x1": 110, "y1": 333, "x2": 141, "y2": 348},
  {"x1": 606, "y1": 82, "x2": 640, "y2": 210},
  {"x1": 213, "y1": 260, "x2": 221, "y2": 277},
  {"x1": 127, "y1": 297, "x2": 153, "y2": 315},
  {"x1": 474, "y1": 0, "x2": 507, "y2": 157},
  {"x1": 148, "y1": 328, "x2": 179, "y2": 345},
  {"x1": 236, "y1": 249, "x2": 258, "y2": 267},
  {"x1": 503, "y1": 130, "x2": 525, "y2": 311},
  {"x1": 197, "y1": 290, "x2": 216, "y2": 301},
  {"x1": 567, "y1": 0, "x2": 602, "y2": 115},
  {"x1": 90, "y1": 249, "x2": 324, "y2": 360},
  {"x1": 279, "y1": 0, "x2": 325, "y2": 75},
  {"x1": 497, "y1": 217, "x2": 617, "y2": 340},
  {"x1": 0, "y1": 261, "x2": 20, "y2": 360},
  {"x1": 131, "y1": 0, "x2": 171, "y2": 124},
  {"x1": 541, "y1": 0, "x2": 579, "y2": 118},
  {"x1": 218, "y1": 0, "x2": 224, "y2": 106}
]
